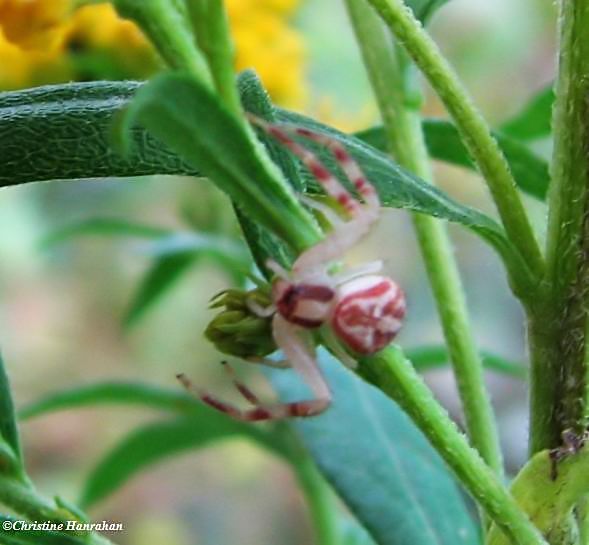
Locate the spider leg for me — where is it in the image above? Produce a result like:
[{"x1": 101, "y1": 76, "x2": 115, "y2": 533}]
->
[
  {"x1": 292, "y1": 214, "x2": 378, "y2": 276},
  {"x1": 221, "y1": 361, "x2": 260, "y2": 405},
  {"x1": 298, "y1": 193, "x2": 345, "y2": 228},
  {"x1": 178, "y1": 316, "x2": 331, "y2": 421},
  {"x1": 330, "y1": 260, "x2": 384, "y2": 284},
  {"x1": 248, "y1": 114, "x2": 362, "y2": 218},
  {"x1": 292, "y1": 126, "x2": 380, "y2": 209}
]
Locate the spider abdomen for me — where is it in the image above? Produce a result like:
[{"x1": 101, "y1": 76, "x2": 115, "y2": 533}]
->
[{"x1": 331, "y1": 275, "x2": 406, "y2": 354}]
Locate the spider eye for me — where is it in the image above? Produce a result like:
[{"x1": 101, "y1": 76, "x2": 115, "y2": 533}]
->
[{"x1": 332, "y1": 276, "x2": 406, "y2": 354}]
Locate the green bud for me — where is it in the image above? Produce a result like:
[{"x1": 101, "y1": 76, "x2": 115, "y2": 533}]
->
[{"x1": 205, "y1": 287, "x2": 276, "y2": 358}]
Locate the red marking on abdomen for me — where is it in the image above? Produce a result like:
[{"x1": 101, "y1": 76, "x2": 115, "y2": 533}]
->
[{"x1": 331, "y1": 277, "x2": 406, "y2": 354}]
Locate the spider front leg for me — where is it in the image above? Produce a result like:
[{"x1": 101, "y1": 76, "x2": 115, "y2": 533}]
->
[
  {"x1": 180, "y1": 315, "x2": 331, "y2": 421},
  {"x1": 248, "y1": 115, "x2": 381, "y2": 277}
]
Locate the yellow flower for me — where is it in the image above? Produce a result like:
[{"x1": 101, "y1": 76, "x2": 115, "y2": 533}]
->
[
  {"x1": 0, "y1": 0, "x2": 71, "y2": 50},
  {"x1": 0, "y1": 0, "x2": 307, "y2": 107}
]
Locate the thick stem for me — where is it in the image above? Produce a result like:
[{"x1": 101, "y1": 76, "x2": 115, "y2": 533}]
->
[
  {"x1": 292, "y1": 456, "x2": 340, "y2": 545},
  {"x1": 359, "y1": 347, "x2": 547, "y2": 545},
  {"x1": 529, "y1": 0, "x2": 589, "y2": 454},
  {"x1": 364, "y1": 0, "x2": 544, "y2": 277},
  {"x1": 345, "y1": 0, "x2": 503, "y2": 476},
  {"x1": 186, "y1": 0, "x2": 243, "y2": 116},
  {"x1": 113, "y1": 0, "x2": 213, "y2": 87}
]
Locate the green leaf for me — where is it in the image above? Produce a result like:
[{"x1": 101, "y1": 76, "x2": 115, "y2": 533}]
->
[
  {"x1": 41, "y1": 217, "x2": 172, "y2": 248},
  {"x1": 487, "y1": 444, "x2": 589, "y2": 545},
  {"x1": 234, "y1": 70, "x2": 301, "y2": 274},
  {"x1": 124, "y1": 232, "x2": 249, "y2": 327},
  {"x1": 405, "y1": 345, "x2": 527, "y2": 378},
  {"x1": 0, "y1": 353, "x2": 23, "y2": 476},
  {"x1": 339, "y1": 518, "x2": 378, "y2": 545},
  {"x1": 407, "y1": 0, "x2": 449, "y2": 23},
  {"x1": 499, "y1": 84, "x2": 554, "y2": 141},
  {"x1": 268, "y1": 352, "x2": 480, "y2": 545},
  {"x1": 79, "y1": 413, "x2": 287, "y2": 508},
  {"x1": 0, "y1": 79, "x2": 534, "y2": 288},
  {"x1": 0, "y1": 516, "x2": 87, "y2": 545},
  {"x1": 19, "y1": 381, "x2": 201, "y2": 420},
  {"x1": 118, "y1": 71, "x2": 320, "y2": 252},
  {"x1": 273, "y1": 110, "x2": 534, "y2": 294},
  {"x1": 356, "y1": 119, "x2": 550, "y2": 200},
  {"x1": 0, "y1": 81, "x2": 196, "y2": 187}
]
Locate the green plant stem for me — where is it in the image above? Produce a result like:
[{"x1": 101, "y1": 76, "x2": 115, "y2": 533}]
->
[
  {"x1": 529, "y1": 0, "x2": 589, "y2": 455},
  {"x1": 359, "y1": 347, "x2": 547, "y2": 545},
  {"x1": 364, "y1": 0, "x2": 544, "y2": 278},
  {"x1": 186, "y1": 0, "x2": 242, "y2": 116},
  {"x1": 292, "y1": 456, "x2": 340, "y2": 545},
  {"x1": 344, "y1": 0, "x2": 503, "y2": 478},
  {"x1": 0, "y1": 477, "x2": 114, "y2": 545},
  {"x1": 113, "y1": 0, "x2": 213, "y2": 87}
]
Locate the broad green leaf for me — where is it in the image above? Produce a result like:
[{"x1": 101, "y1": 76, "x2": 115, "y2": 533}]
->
[
  {"x1": 405, "y1": 345, "x2": 527, "y2": 378},
  {"x1": 340, "y1": 518, "x2": 379, "y2": 545},
  {"x1": 41, "y1": 217, "x2": 171, "y2": 248},
  {"x1": 124, "y1": 232, "x2": 249, "y2": 327},
  {"x1": 118, "y1": 71, "x2": 320, "y2": 252},
  {"x1": 19, "y1": 381, "x2": 201, "y2": 420},
  {"x1": 356, "y1": 120, "x2": 550, "y2": 200},
  {"x1": 0, "y1": 353, "x2": 23, "y2": 476},
  {"x1": 0, "y1": 516, "x2": 86, "y2": 545},
  {"x1": 487, "y1": 445, "x2": 589, "y2": 545},
  {"x1": 79, "y1": 413, "x2": 287, "y2": 508},
  {"x1": 499, "y1": 84, "x2": 554, "y2": 141},
  {"x1": 268, "y1": 352, "x2": 480, "y2": 545},
  {"x1": 0, "y1": 81, "x2": 196, "y2": 187}
]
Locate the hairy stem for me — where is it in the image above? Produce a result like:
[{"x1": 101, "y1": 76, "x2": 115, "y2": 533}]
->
[
  {"x1": 186, "y1": 0, "x2": 242, "y2": 116},
  {"x1": 529, "y1": 0, "x2": 589, "y2": 455},
  {"x1": 359, "y1": 347, "x2": 547, "y2": 545},
  {"x1": 364, "y1": 0, "x2": 544, "y2": 279},
  {"x1": 344, "y1": 0, "x2": 503, "y2": 478},
  {"x1": 113, "y1": 0, "x2": 213, "y2": 87}
]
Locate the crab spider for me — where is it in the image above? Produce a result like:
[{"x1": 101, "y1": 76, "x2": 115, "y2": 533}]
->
[{"x1": 181, "y1": 117, "x2": 406, "y2": 421}]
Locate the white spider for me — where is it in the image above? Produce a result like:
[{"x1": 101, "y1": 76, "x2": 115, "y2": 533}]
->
[{"x1": 179, "y1": 117, "x2": 406, "y2": 421}]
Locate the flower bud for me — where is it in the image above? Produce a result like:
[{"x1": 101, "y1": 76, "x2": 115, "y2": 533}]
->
[{"x1": 205, "y1": 288, "x2": 276, "y2": 358}]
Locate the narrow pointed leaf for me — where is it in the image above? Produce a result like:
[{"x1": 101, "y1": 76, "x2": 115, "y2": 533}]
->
[
  {"x1": 124, "y1": 233, "x2": 249, "y2": 327},
  {"x1": 499, "y1": 84, "x2": 554, "y2": 141},
  {"x1": 407, "y1": 0, "x2": 449, "y2": 23},
  {"x1": 0, "y1": 353, "x2": 23, "y2": 472},
  {"x1": 0, "y1": 80, "x2": 194, "y2": 187},
  {"x1": 41, "y1": 217, "x2": 171, "y2": 248},
  {"x1": 355, "y1": 119, "x2": 550, "y2": 200},
  {"x1": 268, "y1": 352, "x2": 480, "y2": 545},
  {"x1": 79, "y1": 413, "x2": 287, "y2": 508},
  {"x1": 405, "y1": 345, "x2": 527, "y2": 378},
  {"x1": 19, "y1": 381, "x2": 201, "y2": 420}
]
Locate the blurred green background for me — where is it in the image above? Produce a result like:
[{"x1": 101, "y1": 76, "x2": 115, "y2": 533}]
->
[{"x1": 0, "y1": 0, "x2": 556, "y2": 543}]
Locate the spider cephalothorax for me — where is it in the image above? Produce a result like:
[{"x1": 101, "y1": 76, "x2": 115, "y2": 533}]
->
[{"x1": 180, "y1": 116, "x2": 406, "y2": 421}]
